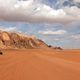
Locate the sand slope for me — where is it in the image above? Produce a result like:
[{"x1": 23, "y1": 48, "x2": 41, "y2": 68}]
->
[{"x1": 0, "y1": 49, "x2": 80, "y2": 80}]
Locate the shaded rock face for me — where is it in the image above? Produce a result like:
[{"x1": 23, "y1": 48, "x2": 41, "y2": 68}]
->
[
  {"x1": 48, "y1": 45, "x2": 63, "y2": 50},
  {"x1": 0, "y1": 31, "x2": 49, "y2": 49},
  {"x1": 53, "y1": 47, "x2": 63, "y2": 50}
]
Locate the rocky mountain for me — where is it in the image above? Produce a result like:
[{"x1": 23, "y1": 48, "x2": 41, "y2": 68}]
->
[{"x1": 0, "y1": 30, "x2": 49, "y2": 49}]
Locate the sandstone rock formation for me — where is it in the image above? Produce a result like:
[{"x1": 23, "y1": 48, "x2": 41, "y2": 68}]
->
[
  {"x1": 0, "y1": 30, "x2": 49, "y2": 49},
  {"x1": 48, "y1": 45, "x2": 63, "y2": 50}
]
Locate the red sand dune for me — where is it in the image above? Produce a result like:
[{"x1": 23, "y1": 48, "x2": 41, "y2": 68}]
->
[{"x1": 0, "y1": 49, "x2": 80, "y2": 80}]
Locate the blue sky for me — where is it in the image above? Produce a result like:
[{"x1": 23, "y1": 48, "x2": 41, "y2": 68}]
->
[{"x1": 0, "y1": 0, "x2": 80, "y2": 49}]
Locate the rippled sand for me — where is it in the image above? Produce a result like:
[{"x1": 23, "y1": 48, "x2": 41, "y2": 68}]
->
[{"x1": 0, "y1": 49, "x2": 80, "y2": 80}]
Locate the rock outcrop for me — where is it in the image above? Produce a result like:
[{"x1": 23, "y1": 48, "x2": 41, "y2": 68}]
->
[
  {"x1": 48, "y1": 45, "x2": 63, "y2": 50},
  {"x1": 0, "y1": 30, "x2": 49, "y2": 49}
]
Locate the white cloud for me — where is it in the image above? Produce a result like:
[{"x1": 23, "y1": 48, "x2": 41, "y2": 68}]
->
[
  {"x1": 39, "y1": 30, "x2": 67, "y2": 35},
  {"x1": 0, "y1": 0, "x2": 79, "y2": 23},
  {"x1": 71, "y1": 35, "x2": 80, "y2": 40},
  {"x1": 73, "y1": 0, "x2": 80, "y2": 2},
  {"x1": 64, "y1": 6, "x2": 80, "y2": 17},
  {"x1": 0, "y1": 27, "x2": 17, "y2": 32}
]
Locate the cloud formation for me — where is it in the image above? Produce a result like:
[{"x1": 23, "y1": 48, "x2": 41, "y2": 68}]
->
[
  {"x1": 0, "y1": 0, "x2": 79, "y2": 23},
  {"x1": 73, "y1": 0, "x2": 80, "y2": 2},
  {"x1": 71, "y1": 34, "x2": 80, "y2": 40},
  {"x1": 39, "y1": 30, "x2": 67, "y2": 35},
  {"x1": 0, "y1": 26, "x2": 17, "y2": 32}
]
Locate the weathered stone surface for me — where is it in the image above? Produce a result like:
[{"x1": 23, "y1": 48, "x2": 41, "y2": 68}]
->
[{"x1": 0, "y1": 31, "x2": 49, "y2": 49}]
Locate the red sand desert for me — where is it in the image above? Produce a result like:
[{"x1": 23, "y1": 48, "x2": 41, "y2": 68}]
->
[{"x1": 0, "y1": 49, "x2": 80, "y2": 80}]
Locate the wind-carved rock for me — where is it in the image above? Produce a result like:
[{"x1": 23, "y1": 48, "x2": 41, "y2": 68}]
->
[{"x1": 0, "y1": 30, "x2": 49, "y2": 49}]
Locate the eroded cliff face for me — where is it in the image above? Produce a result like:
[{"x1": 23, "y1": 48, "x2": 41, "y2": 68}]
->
[{"x1": 0, "y1": 30, "x2": 48, "y2": 49}]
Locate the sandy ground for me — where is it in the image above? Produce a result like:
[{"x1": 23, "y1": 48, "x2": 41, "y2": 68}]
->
[{"x1": 0, "y1": 49, "x2": 80, "y2": 80}]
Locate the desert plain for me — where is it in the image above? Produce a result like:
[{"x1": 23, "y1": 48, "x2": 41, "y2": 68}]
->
[{"x1": 0, "y1": 49, "x2": 80, "y2": 80}]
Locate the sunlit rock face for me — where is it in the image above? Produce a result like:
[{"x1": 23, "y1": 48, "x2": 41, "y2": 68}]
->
[{"x1": 0, "y1": 30, "x2": 49, "y2": 49}]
